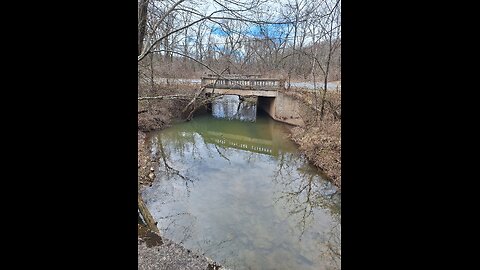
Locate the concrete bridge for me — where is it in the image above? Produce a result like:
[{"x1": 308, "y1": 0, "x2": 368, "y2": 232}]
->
[
  {"x1": 201, "y1": 74, "x2": 284, "y2": 97},
  {"x1": 201, "y1": 74, "x2": 304, "y2": 126}
]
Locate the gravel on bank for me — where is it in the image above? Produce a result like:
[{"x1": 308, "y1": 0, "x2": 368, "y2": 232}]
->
[{"x1": 138, "y1": 237, "x2": 222, "y2": 270}]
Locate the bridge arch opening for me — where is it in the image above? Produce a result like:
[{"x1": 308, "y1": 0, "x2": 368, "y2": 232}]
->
[{"x1": 202, "y1": 75, "x2": 302, "y2": 125}]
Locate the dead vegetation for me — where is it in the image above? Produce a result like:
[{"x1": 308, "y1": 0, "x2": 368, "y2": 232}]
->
[
  {"x1": 137, "y1": 83, "x2": 198, "y2": 132},
  {"x1": 287, "y1": 90, "x2": 341, "y2": 188}
]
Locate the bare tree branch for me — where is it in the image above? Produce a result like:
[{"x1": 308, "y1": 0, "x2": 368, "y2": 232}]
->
[{"x1": 138, "y1": 94, "x2": 191, "y2": 101}]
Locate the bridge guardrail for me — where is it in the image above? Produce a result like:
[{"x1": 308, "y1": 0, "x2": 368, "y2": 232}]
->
[{"x1": 201, "y1": 76, "x2": 285, "y2": 90}]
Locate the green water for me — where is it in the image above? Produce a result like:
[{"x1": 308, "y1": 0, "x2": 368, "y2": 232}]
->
[{"x1": 142, "y1": 112, "x2": 341, "y2": 270}]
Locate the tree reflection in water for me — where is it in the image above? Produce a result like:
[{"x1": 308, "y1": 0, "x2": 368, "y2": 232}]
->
[
  {"x1": 143, "y1": 114, "x2": 341, "y2": 270},
  {"x1": 273, "y1": 150, "x2": 341, "y2": 267}
]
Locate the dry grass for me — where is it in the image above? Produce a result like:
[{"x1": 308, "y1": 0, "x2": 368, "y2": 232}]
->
[{"x1": 287, "y1": 90, "x2": 341, "y2": 188}]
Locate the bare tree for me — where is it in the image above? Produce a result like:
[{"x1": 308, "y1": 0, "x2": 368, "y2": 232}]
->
[
  {"x1": 312, "y1": 0, "x2": 341, "y2": 119},
  {"x1": 138, "y1": 0, "x2": 149, "y2": 56},
  {"x1": 137, "y1": 0, "x2": 341, "y2": 117}
]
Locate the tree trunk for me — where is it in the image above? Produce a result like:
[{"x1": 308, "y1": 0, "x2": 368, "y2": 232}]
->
[
  {"x1": 138, "y1": 0, "x2": 148, "y2": 56},
  {"x1": 183, "y1": 28, "x2": 188, "y2": 68},
  {"x1": 320, "y1": 13, "x2": 336, "y2": 120},
  {"x1": 138, "y1": 194, "x2": 159, "y2": 234}
]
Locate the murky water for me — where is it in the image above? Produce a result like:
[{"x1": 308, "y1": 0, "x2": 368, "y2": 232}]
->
[{"x1": 142, "y1": 97, "x2": 341, "y2": 270}]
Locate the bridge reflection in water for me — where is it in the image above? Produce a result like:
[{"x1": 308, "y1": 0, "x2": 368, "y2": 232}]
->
[
  {"x1": 185, "y1": 94, "x2": 285, "y2": 156},
  {"x1": 205, "y1": 131, "x2": 274, "y2": 156},
  {"x1": 211, "y1": 95, "x2": 257, "y2": 122},
  {"x1": 200, "y1": 117, "x2": 288, "y2": 157},
  {"x1": 162, "y1": 117, "x2": 289, "y2": 157}
]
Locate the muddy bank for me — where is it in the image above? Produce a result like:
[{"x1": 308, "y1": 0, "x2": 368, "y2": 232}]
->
[
  {"x1": 137, "y1": 97, "x2": 187, "y2": 132},
  {"x1": 138, "y1": 84, "x2": 197, "y2": 132},
  {"x1": 138, "y1": 107, "x2": 174, "y2": 132}
]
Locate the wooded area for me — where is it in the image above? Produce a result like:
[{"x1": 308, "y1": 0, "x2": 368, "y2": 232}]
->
[{"x1": 138, "y1": 0, "x2": 340, "y2": 89}]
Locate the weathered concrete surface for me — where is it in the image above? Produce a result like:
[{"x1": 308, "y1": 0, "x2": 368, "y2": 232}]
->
[
  {"x1": 258, "y1": 92, "x2": 304, "y2": 126},
  {"x1": 204, "y1": 88, "x2": 277, "y2": 97}
]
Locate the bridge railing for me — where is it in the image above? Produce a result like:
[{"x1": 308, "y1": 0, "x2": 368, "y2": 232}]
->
[
  {"x1": 204, "y1": 73, "x2": 262, "y2": 78},
  {"x1": 201, "y1": 76, "x2": 285, "y2": 90}
]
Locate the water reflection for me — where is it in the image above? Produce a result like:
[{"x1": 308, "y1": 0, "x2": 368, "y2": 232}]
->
[
  {"x1": 272, "y1": 153, "x2": 340, "y2": 239},
  {"x1": 142, "y1": 114, "x2": 341, "y2": 270}
]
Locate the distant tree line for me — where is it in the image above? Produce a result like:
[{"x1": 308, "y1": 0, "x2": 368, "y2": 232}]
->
[{"x1": 138, "y1": 0, "x2": 340, "y2": 83}]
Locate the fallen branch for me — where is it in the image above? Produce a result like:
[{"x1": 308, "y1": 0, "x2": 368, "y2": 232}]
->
[
  {"x1": 138, "y1": 195, "x2": 160, "y2": 234},
  {"x1": 185, "y1": 94, "x2": 223, "y2": 120},
  {"x1": 181, "y1": 67, "x2": 230, "y2": 118},
  {"x1": 182, "y1": 87, "x2": 206, "y2": 114},
  {"x1": 138, "y1": 94, "x2": 192, "y2": 101}
]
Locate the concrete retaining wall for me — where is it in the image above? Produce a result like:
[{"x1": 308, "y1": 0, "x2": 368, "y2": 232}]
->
[{"x1": 258, "y1": 92, "x2": 304, "y2": 126}]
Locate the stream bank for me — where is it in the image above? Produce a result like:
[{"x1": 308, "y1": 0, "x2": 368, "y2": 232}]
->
[{"x1": 283, "y1": 90, "x2": 341, "y2": 189}]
